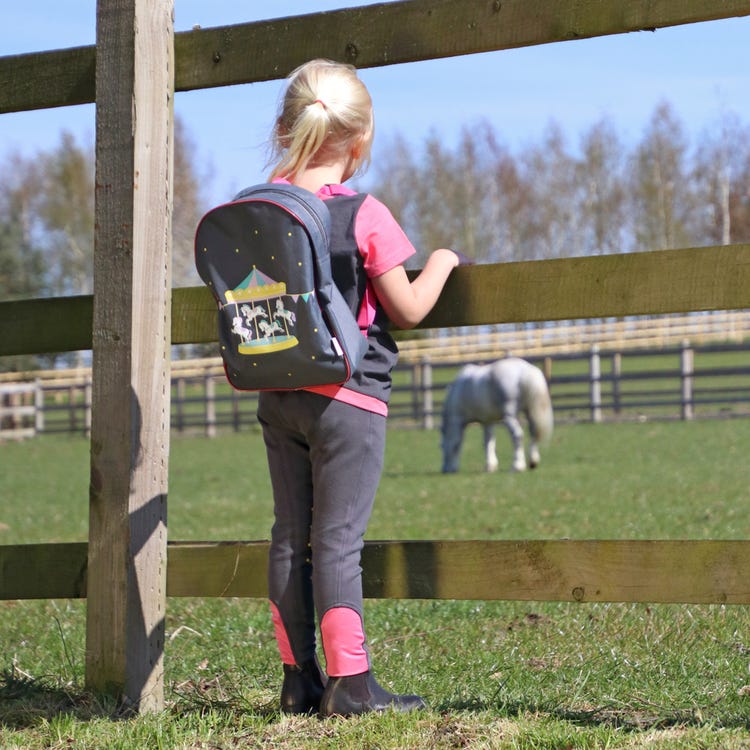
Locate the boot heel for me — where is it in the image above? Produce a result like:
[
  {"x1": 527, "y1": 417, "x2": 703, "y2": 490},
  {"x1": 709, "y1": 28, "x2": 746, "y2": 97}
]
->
[
  {"x1": 280, "y1": 658, "x2": 327, "y2": 715},
  {"x1": 319, "y1": 670, "x2": 425, "y2": 717}
]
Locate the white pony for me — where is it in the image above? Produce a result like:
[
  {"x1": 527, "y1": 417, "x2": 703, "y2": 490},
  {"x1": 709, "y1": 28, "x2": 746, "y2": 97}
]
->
[{"x1": 441, "y1": 357, "x2": 553, "y2": 473}]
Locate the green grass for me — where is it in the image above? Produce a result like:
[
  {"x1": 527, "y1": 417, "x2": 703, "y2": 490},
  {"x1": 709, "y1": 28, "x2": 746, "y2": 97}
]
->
[{"x1": 2, "y1": 420, "x2": 750, "y2": 748}]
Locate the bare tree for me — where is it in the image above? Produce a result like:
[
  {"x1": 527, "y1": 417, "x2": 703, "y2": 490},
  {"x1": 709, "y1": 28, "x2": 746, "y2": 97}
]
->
[
  {"x1": 0, "y1": 151, "x2": 46, "y2": 301},
  {"x1": 366, "y1": 133, "x2": 423, "y2": 264},
  {"x1": 576, "y1": 118, "x2": 627, "y2": 255},
  {"x1": 172, "y1": 118, "x2": 209, "y2": 287},
  {"x1": 352, "y1": 105, "x2": 750, "y2": 266},
  {"x1": 37, "y1": 131, "x2": 95, "y2": 296},
  {"x1": 629, "y1": 101, "x2": 696, "y2": 251},
  {"x1": 518, "y1": 122, "x2": 578, "y2": 259},
  {"x1": 730, "y1": 150, "x2": 750, "y2": 243},
  {"x1": 692, "y1": 111, "x2": 750, "y2": 246}
]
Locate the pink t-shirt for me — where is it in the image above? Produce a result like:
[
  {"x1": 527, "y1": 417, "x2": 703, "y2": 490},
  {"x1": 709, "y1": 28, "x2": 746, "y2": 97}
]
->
[{"x1": 300, "y1": 182, "x2": 416, "y2": 415}]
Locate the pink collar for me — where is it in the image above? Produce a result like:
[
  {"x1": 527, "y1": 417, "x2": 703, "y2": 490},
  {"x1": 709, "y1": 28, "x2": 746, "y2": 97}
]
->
[{"x1": 271, "y1": 177, "x2": 357, "y2": 198}]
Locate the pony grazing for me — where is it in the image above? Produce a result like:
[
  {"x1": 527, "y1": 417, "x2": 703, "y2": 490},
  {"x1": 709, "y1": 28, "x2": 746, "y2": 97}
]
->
[{"x1": 441, "y1": 357, "x2": 553, "y2": 473}]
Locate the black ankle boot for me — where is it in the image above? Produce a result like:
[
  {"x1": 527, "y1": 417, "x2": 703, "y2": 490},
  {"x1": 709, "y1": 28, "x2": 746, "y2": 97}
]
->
[
  {"x1": 319, "y1": 670, "x2": 426, "y2": 717},
  {"x1": 280, "y1": 658, "x2": 327, "y2": 715}
]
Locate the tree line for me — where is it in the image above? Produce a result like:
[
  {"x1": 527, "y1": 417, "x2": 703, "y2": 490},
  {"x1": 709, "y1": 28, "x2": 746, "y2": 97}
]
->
[
  {"x1": 2, "y1": 102, "x2": 749, "y2": 368},
  {"x1": 364, "y1": 101, "x2": 750, "y2": 266},
  {"x1": 0, "y1": 118, "x2": 204, "y2": 303}
]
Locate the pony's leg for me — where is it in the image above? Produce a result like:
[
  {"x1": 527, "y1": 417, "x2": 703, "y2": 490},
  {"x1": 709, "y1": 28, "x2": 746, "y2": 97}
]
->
[
  {"x1": 483, "y1": 424, "x2": 499, "y2": 473},
  {"x1": 441, "y1": 420, "x2": 464, "y2": 473},
  {"x1": 528, "y1": 440, "x2": 541, "y2": 469},
  {"x1": 503, "y1": 415, "x2": 526, "y2": 472}
]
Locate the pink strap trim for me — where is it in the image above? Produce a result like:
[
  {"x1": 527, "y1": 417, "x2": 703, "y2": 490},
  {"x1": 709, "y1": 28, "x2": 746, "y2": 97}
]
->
[
  {"x1": 303, "y1": 384, "x2": 388, "y2": 417},
  {"x1": 269, "y1": 601, "x2": 296, "y2": 665},
  {"x1": 320, "y1": 607, "x2": 369, "y2": 677}
]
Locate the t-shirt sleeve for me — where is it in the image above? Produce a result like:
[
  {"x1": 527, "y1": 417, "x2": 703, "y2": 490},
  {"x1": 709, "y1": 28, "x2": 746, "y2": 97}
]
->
[{"x1": 354, "y1": 194, "x2": 416, "y2": 277}]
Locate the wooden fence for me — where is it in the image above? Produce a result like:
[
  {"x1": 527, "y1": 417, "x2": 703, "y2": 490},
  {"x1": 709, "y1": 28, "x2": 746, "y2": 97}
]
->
[
  {"x1": 3, "y1": 340, "x2": 749, "y2": 438},
  {"x1": 2, "y1": 0, "x2": 750, "y2": 712}
]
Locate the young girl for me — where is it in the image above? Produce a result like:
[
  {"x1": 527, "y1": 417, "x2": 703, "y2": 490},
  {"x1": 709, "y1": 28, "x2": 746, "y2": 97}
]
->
[{"x1": 257, "y1": 58, "x2": 469, "y2": 717}]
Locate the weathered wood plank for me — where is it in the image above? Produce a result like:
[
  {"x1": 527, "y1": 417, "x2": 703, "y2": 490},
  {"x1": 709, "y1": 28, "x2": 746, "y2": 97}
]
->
[
  {"x1": 85, "y1": 0, "x2": 174, "y2": 712},
  {"x1": 360, "y1": 540, "x2": 750, "y2": 604},
  {"x1": 2, "y1": 0, "x2": 749, "y2": 113},
  {"x1": 2, "y1": 244, "x2": 748, "y2": 357},
  {"x1": 4, "y1": 540, "x2": 750, "y2": 605},
  {"x1": 0, "y1": 45, "x2": 96, "y2": 113},
  {"x1": 0, "y1": 295, "x2": 94, "y2": 356},
  {"x1": 167, "y1": 541, "x2": 269, "y2": 597},
  {"x1": 167, "y1": 540, "x2": 750, "y2": 604},
  {"x1": 173, "y1": 0, "x2": 750, "y2": 93},
  {"x1": 418, "y1": 244, "x2": 750, "y2": 330},
  {"x1": 0, "y1": 542, "x2": 88, "y2": 599}
]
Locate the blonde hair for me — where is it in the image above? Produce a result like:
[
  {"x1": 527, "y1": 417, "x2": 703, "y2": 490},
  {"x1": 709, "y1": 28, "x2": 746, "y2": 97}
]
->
[{"x1": 269, "y1": 59, "x2": 374, "y2": 181}]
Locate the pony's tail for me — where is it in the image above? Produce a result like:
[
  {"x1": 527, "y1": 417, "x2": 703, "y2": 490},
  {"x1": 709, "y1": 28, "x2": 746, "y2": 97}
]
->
[{"x1": 526, "y1": 371, "x2": 554, "y2": 444}]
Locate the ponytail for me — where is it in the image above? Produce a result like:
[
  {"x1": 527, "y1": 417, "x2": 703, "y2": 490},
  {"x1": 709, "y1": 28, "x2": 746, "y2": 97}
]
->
[{"x1": 269, "y1": 59, "x2": 374, "y2": 180}]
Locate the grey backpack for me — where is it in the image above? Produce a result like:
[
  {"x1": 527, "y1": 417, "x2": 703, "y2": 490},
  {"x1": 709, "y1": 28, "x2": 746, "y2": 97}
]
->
[{"x1": 195, "y1": 183, "x2": 368, "y2": 390}]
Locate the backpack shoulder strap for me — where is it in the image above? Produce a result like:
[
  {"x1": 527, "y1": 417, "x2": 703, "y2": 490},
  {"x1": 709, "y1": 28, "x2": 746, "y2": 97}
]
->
[{"x1": 232, "y1": 183, "x2": 331, "y2": 270}]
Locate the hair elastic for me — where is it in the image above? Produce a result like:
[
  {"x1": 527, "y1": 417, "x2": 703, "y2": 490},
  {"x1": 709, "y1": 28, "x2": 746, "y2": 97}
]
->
[{"x1": 313, "y1": 98, "x2": 327, "y2": 110}]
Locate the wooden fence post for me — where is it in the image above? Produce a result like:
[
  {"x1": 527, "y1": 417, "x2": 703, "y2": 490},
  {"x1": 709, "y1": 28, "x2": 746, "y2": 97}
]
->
[
  {"x1": 174, "y1": 377, "x2": 185, "y2": 433},
  {"x1": 421, "y1": 360, "x2": 434, "y2": 430},
  {"x1": 612, "y1": 352, "x2": 622, "y2": 416},
  {"x1": 69, "y1": 384, "x2": 79, "y2": 434},
  {"x1": 542, "y1": 356, "x2": 552, "y2": 383},
  {"x1": 681, "y1": 339, "x2": 694, "y2": 421},
  {"x1": 86, "y1": 0, "x2": 174, "y2": 713},
  {"x1": 231, "y1": 387, "x2": 241, "y2": 432},
  {"x1": 84, "y1": 377, "x2": 92, "y2": 438},
  {"x1": 589, "y1": 345, "x2": 602, "y2": 423},
  {"x1": 34, "y1": 379, "x2": 44, "y2": 435},
  {"x1": 205, "y1": 374, "x2": 216, "y2": 438}
]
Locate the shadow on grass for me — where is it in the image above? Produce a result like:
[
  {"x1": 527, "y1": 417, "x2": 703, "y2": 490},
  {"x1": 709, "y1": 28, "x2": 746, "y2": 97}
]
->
[
  {"x1": 381, "y1": 469, "x2": 445, "y2": 479},
  {"x1": 0, "y1": 668, "x2": 122, "y2": 727},
  {"x1": 5, "y1": 668, "x2": 750, "y2": 736},
  {"x1": 436, "y1": 696, "x2": 750, "y2": 733},
  {"x1": 0, "y1": 667, "x2": 284, "y2": 728}
]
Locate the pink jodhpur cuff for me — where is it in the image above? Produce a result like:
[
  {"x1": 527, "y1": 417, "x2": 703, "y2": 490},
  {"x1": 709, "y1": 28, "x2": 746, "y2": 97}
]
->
[
  {"x1": 320, "y1": 607, "x2": 369, "y2": 677},
  {"x1": 269, "y1": 601, "x2": 296, "y2": 665}
]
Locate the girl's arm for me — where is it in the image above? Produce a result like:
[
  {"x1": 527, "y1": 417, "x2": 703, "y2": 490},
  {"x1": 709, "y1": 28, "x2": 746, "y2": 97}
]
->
[{"x1": 370, "y1": 248, "x2": 460, "y2": 330}]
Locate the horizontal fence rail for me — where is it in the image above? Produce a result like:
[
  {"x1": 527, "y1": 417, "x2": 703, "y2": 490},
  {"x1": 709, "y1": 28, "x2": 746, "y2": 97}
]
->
[
  {"x1": 3, "y1": 247, "x2": 750, "y2": 358},
  {"x1": 2, "y1": 539, "x2": 749, "y2": 605},
  {"x1": 4, "y1": 0, "x2": 750, "y2": 114},
  {"x1": 396, "y1": 311, "x2": 750, "y2": 363}
]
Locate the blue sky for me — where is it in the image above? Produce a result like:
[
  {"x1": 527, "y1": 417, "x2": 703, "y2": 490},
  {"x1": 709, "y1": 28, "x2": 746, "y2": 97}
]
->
[{"x1": 2, "y1": 2, "x2": 749, "y2": 205}]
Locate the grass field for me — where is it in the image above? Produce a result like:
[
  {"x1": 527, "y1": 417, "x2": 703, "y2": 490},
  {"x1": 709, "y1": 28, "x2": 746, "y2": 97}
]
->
[{"x1": 2, "y1": 419, "x2": 750, "y2": 748}]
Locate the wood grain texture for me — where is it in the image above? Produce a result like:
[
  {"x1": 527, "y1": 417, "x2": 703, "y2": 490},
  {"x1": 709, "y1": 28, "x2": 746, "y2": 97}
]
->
[
  {"x1": 417, "y1": 244, "x2": 750, "y2": 329},
  {"x1": 85, "y1": 0, "x2": 174, "y2": 711},
  {"x1": 2, "y1": 244, "x2": 748, "y2": 356},
  {"x1": 0, "y1": 295, "x2": 93, "y2": 355},
  {"x1": 0, "y1": 543, "x2": 88, "y2": 599},
  {"x1": 173, "y1": 0, "x2": 750, "y2": 93},
  {"x1": 4, "y1": 540, "x2": 750, "y2": 605},
  {"x1": 0, "y1": 45, "x2": 95, "y2": 113},
  {"x1": 2, "y1": 0, "x2": 750, "y2": 113}
]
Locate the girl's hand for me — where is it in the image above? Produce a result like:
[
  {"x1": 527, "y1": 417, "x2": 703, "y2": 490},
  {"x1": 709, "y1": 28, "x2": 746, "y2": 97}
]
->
[
  {"x1": 372, "y1": 248, "x2": 465, "y2": 329},
  {"x1": 452, "y1": 250, "x2": 475, "y2": 266}
]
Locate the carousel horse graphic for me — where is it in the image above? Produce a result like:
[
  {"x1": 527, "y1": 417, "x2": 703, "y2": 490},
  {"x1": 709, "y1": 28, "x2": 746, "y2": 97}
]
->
[
  {"x1": 231, "y1": 315, "x2": 253, "y2": 343},
  {"x1": 273, "y1": 298, "x2": 297, "y2": 327},
  {"x1": 258, "y1": 319, "x2": 284, "y2": 338},
  {"x1": 240, "y1": 303, "x2": 268, "y2": 323}
]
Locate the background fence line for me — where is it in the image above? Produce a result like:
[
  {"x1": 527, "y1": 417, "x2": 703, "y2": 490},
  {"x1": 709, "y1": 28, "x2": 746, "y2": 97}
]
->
[{"x1": 3, "y1": 340, "x2": 748, "y2": 440}]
